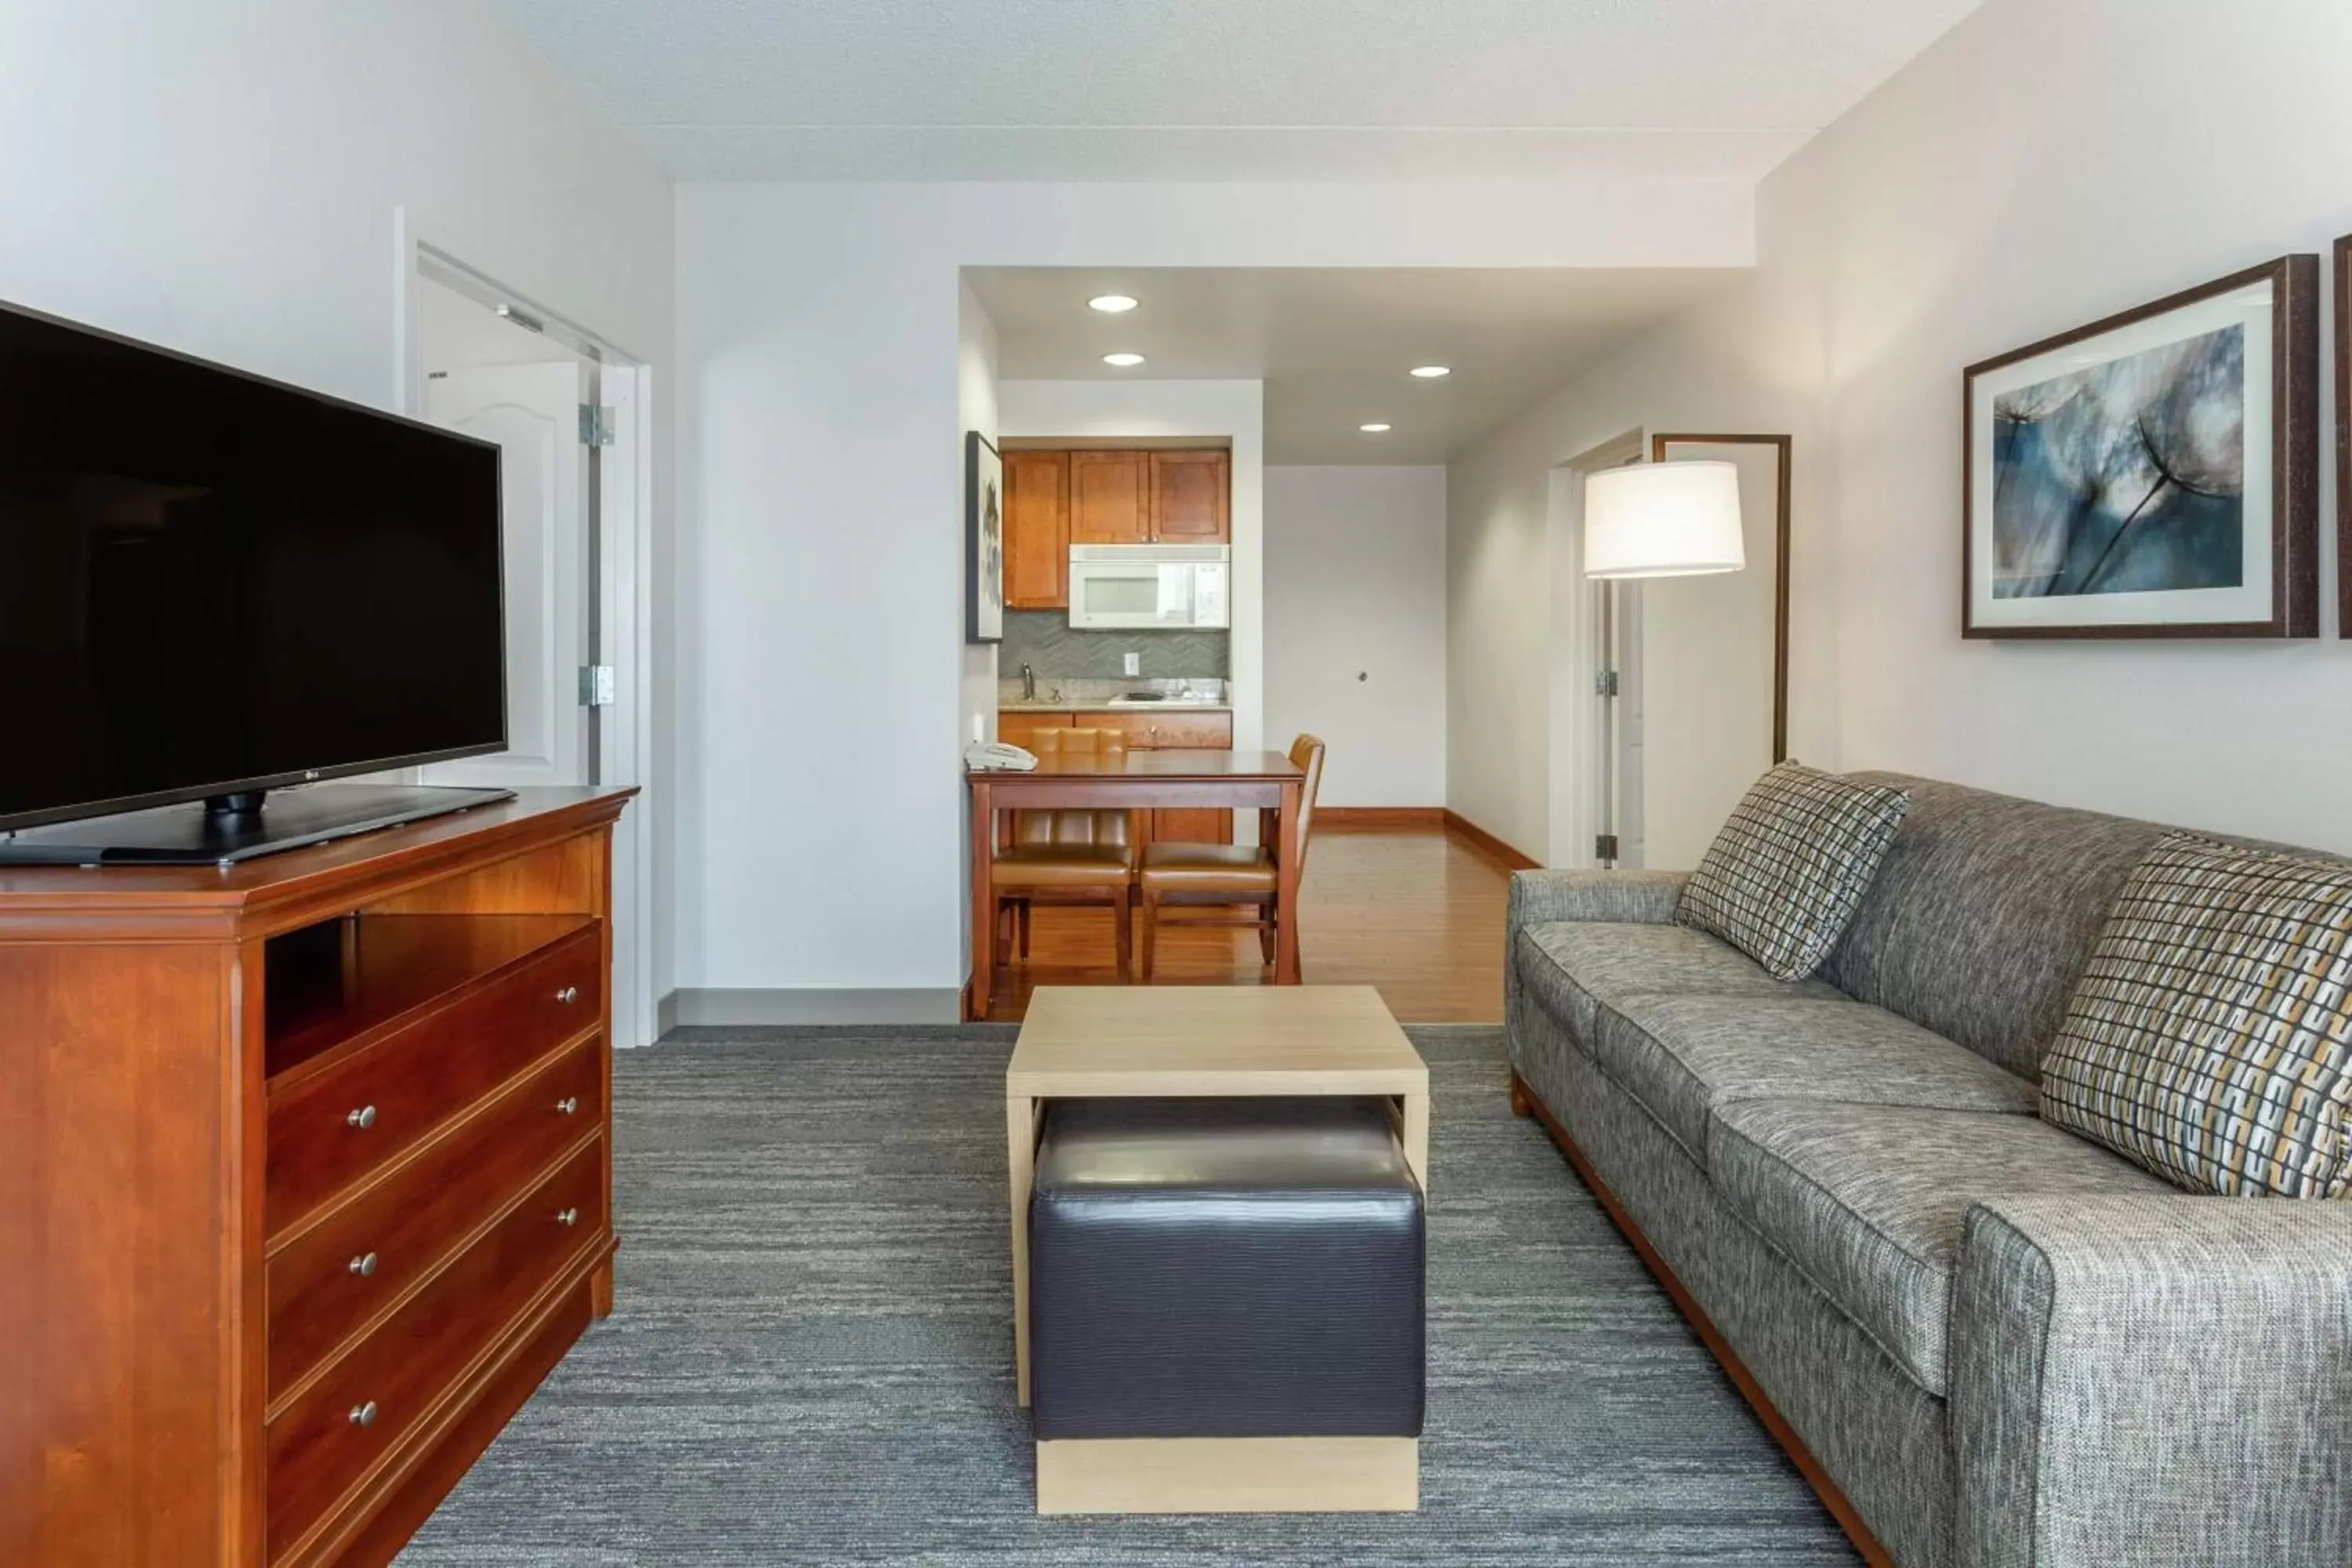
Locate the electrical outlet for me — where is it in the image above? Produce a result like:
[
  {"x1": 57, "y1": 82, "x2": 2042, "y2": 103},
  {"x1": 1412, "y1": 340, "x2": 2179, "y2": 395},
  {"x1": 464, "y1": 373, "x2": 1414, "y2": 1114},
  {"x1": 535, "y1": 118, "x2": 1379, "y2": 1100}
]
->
[{"x1": 1123, "y1": 652, "x2": 1141, "y2": 677}]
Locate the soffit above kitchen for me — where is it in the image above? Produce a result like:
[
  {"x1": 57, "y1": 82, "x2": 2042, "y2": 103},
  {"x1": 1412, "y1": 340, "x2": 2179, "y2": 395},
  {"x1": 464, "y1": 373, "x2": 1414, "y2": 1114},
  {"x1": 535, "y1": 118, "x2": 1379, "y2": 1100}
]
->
[
  {"x1": 484, "y1": 0, "x2": 1982, "y2": 183},
  {"x1": 970, "y1": 267, "x2": 1744, "y2": 464}
]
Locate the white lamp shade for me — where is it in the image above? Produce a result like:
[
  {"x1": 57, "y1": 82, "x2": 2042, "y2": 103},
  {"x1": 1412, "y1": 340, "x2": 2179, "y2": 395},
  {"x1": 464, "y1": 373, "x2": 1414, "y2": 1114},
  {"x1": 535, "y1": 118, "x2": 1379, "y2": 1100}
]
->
[{"x1": 1583, "y1": 460, "x2": 1745, "y2": 579}]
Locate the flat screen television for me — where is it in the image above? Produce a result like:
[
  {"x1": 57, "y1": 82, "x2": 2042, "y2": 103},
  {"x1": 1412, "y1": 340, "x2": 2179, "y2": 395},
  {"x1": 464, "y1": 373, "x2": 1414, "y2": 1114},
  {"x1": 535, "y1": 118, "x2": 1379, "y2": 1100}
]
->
[{"x1": 0, "y1": 299, "x2": 513, "y2": 863}]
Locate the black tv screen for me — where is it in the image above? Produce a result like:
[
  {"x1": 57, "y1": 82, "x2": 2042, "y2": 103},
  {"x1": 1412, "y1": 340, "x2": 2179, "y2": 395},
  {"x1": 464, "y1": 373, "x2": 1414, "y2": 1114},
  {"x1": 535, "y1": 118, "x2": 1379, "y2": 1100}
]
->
[{"x1": 0, "y1": 301, "x2": 506, "y2": 832}]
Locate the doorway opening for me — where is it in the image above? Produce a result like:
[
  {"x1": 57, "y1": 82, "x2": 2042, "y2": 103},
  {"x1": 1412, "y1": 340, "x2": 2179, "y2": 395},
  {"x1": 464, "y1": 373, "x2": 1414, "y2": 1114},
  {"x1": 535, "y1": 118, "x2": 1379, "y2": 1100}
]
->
[{"x1": 395, "y1": 230, "x2": 656, "y2": 1047}]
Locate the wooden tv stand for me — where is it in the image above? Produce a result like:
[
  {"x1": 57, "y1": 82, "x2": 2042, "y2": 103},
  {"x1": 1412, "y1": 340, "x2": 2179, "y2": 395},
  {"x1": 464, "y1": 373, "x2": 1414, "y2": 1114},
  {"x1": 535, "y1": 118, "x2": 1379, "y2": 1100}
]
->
[{"x1": 1, "y1": 786, "x2": 634, "y2": 1568}]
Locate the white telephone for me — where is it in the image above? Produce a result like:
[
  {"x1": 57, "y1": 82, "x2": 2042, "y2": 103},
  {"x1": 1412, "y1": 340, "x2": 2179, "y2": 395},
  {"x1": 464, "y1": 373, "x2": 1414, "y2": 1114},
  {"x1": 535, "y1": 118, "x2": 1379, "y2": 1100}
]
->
[{"x1": 964, "y1": 740, "x2": 1038, "y2": 771}]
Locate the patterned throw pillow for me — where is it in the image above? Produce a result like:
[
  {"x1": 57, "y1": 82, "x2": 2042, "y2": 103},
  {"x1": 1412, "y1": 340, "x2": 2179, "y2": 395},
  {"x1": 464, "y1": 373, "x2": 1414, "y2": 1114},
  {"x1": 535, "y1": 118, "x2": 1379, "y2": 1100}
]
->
[
  {"x1": 1675, "y1": 763, "x2": 1911, "y2": 982},
  {"x1": 2040, "y1": 833, "x2": 2352, "y2": 1198}
]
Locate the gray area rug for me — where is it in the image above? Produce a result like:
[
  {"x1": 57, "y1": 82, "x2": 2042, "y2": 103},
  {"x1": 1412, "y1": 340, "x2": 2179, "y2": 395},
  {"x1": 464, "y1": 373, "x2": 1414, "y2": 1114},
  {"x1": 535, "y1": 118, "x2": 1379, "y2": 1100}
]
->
[{"x1": 400, "y1": 1025, "x2": 1856, "y2": 1565}]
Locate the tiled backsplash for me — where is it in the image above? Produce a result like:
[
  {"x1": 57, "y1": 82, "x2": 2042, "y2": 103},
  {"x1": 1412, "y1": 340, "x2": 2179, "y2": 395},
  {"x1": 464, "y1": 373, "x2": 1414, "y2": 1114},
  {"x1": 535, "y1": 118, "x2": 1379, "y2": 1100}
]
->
[{"x1": 999, "y1": 610, "x2": 1230, "y2": 679}]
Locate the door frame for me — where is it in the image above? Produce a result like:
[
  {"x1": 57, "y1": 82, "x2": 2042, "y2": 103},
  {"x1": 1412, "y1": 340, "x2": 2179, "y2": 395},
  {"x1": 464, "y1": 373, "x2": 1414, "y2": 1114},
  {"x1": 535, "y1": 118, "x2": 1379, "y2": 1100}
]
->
[
  {"x1": 391, "y1": 211, "x2": 659, "y2": 1050},
  {"x1": 1650, "y1": 433, "x2": 1792, "y2": 764}
]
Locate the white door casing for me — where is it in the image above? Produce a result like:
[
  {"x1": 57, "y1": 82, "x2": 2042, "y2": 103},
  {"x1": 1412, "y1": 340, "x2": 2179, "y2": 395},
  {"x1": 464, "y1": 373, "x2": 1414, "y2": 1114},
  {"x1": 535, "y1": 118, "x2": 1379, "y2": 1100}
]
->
[{"x1": 422, "y1": 361, "x2": 593, "y2": 790}]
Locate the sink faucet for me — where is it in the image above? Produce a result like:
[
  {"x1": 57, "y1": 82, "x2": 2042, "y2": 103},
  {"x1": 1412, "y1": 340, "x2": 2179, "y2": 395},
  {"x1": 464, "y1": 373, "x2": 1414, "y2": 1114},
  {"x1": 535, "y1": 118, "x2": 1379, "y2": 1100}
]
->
[{"x1": 1021, "y1": 662, "x2": 1036, "y2": 701}]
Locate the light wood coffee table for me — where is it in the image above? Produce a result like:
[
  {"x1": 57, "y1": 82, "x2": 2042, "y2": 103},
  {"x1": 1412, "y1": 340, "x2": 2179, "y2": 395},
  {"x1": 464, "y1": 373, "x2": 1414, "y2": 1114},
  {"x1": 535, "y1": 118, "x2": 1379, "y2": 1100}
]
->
[{"x1": 1005, "y1": 985, "x2": 1431, "y2": 1512}]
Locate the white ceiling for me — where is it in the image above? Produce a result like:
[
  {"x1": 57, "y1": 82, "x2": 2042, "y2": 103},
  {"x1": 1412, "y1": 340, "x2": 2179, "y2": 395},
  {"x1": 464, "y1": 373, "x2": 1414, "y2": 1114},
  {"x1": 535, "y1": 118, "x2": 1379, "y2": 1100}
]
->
[
  {"x1": 970, "y1": 267, "x2": 1744, "y2": 463},
  {"x1": 486, "y1": 0, "x2": 1981, "y2": 181}
]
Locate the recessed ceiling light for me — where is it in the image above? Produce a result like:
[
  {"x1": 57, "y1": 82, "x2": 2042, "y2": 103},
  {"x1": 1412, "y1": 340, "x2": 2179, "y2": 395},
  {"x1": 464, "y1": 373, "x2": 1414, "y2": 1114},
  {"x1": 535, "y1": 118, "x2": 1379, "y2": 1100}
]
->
[
  {"x1": 1359, "y1": 423, "x2": 1392, "y2": 434},
  {"x1": 1409, "y1": 365, "x2": 1451, "y2": 379},
  {"x1": 1102, "y1": 352, "x2": 1145, "y2": 368},
  {"x1": 1088, "y1": 294, "x2": 1139, "y2": 314}
]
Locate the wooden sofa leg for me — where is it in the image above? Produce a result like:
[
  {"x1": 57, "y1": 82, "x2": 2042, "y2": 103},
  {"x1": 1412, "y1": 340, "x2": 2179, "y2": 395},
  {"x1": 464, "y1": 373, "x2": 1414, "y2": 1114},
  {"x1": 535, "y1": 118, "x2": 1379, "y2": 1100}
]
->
[{"x1": 1508, "y1": 1072, "x2": 1533, "y2": 1118}]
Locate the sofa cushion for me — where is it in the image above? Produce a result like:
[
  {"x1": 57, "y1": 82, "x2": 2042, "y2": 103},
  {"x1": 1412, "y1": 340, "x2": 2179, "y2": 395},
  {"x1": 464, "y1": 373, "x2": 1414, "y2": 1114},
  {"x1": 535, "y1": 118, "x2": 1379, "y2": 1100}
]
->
[
  {"x1": 1677, "y1": 763, "x2": 1912, "y2": 982},
  {"x1": 1709, "y1": 1101, "x2": 2171, "y2": 1397},
  {"x1": 1515, "y1": 920, "x2": 1840, "y2": 1048},
  {"x1": 1592, "y1": 994, "x2": 2038, "y2": 1166},
  {"x1": 1820, "y1": 775, "x2": 2172, "y2": 1080},
  {"x1": 2040, "y1": 833, "x2": 2352, "y2": 1198}
]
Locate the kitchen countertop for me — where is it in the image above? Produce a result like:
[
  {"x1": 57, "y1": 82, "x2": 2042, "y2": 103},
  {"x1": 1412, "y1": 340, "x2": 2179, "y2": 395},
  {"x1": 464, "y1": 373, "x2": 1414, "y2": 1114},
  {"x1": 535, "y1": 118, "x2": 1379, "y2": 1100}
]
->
[{"x1": 999, "y1": 700, "x2": 1233, "y2": 713}]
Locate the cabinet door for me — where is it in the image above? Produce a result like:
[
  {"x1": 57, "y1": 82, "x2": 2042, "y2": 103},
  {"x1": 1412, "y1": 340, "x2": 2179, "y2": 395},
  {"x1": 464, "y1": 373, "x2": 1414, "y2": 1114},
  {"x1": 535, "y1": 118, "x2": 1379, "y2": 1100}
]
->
[
  {"x1": 996, "y1": 711, "x2": 1073, "y2": 753},
  {"x1": 1149, "y1": 450, "x2": 1229, "y2": 542},
  {"x1": 1001, "y1": 451, "x2": 1068, "y2": 609},
  {"x1": 1069, "y1": 452, "x2": 1150, "y2": 543}
]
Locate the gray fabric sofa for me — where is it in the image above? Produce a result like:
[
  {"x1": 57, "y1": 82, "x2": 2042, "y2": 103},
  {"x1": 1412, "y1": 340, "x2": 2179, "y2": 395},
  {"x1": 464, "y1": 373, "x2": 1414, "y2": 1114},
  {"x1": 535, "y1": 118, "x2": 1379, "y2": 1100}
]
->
[{"x1": 1504, "y1": 772, "x2": 2352, "y2": 1568}]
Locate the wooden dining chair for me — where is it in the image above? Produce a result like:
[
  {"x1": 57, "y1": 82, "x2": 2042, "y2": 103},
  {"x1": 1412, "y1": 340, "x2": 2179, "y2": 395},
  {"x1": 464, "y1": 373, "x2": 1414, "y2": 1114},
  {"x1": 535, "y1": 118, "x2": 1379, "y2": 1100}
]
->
[
  {"x1": 1135, "y1": 733, "x2": 1326, "y2": 982},
  {"x1": 993, "y1": 728, "x2": 1140, "y2": 981}
]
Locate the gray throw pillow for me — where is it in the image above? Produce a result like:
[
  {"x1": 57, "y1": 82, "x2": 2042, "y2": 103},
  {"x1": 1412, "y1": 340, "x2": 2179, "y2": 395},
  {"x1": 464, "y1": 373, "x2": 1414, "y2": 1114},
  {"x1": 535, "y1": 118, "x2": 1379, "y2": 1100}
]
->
[
  {"x1": 2040, "y1": 832, "x2": 2352, "y2": 1198},
  {"x1": 1676, "y1": 762, "x2": 1911, "y2": 982}
]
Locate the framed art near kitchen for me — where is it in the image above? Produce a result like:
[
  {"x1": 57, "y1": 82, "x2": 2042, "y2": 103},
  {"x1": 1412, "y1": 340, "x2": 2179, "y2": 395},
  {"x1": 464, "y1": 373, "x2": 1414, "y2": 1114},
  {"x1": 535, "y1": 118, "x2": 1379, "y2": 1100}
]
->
[
  {"x1": 1962, "y1": 255, "x2": 2318, "y2": 638},
  {"x1": 967, "y1": 429, "x2": 1004, "y2": 643}
]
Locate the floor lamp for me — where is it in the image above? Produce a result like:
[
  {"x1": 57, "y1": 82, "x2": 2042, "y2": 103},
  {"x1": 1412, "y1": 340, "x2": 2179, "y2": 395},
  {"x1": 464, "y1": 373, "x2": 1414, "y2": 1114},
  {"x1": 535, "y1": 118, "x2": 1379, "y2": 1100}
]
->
[{"x1": 1583, "y1": 460, "x2": 1747, "y2": 866}]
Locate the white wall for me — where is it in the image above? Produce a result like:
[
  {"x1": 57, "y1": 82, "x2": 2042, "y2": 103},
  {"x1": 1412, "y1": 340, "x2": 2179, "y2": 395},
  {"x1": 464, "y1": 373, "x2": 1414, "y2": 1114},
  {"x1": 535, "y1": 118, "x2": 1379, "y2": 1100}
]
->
[
  {"x1": 998, "y1": 379, "x2": 1269, "y2": 770},
  {"x1": 1450, "y1": 0, "x2": 2352, "y2": 861},
  {"x1": 1265, "y1": 466, "x2": 1449, "y2": 807},
  {"x1": 673, "y1": 179, "x2": 1755, "y2": 1014},
  {"x1": 0, "y1": 0, "x2": 681, "y2": 1026}
]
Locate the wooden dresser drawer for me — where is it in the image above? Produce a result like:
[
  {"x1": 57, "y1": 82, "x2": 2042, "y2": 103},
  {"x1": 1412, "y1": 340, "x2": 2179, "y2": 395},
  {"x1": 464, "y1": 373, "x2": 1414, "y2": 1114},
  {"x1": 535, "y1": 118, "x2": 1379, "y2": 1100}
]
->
[
  {"x1": 1070, "y1": 710, "x2": 1232, "y2": 750},
  {"x1": 267, "y1": 1038, "x2": 605, "y2": 1396},
  {"x1": 266, "y1": 1135, "x2": 606, "y2": 1562},
  {"x1": 265, "y1": 928, "x2": 602, "y2": 1234}
]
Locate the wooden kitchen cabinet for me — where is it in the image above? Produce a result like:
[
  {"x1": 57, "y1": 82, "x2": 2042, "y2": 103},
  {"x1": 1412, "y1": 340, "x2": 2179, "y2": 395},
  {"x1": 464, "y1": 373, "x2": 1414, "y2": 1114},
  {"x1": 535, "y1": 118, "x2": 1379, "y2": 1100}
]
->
[
  {"x1": 1149, "y1": 450, "x2": 1230, "y2": 542},
  {"x1": 1069, "y1": 452, "x2": 1151, "y2": 544},
  {"x1": 1073, "y1": 710, "x2": 1235, "y2": 844},
  {"x1": 1002, "y1": 451, "x2": 1069, "y2": 609},
  {"x1": 996, "y1": 711, "x2": 1074, "y2": 753}
]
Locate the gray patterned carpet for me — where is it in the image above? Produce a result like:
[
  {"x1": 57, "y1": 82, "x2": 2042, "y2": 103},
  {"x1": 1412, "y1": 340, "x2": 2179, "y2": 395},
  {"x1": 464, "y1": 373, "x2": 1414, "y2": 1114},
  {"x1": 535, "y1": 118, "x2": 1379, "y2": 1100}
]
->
[{"x1": 398, "y1": 1025, "x2": 1856, "y2": 1565}]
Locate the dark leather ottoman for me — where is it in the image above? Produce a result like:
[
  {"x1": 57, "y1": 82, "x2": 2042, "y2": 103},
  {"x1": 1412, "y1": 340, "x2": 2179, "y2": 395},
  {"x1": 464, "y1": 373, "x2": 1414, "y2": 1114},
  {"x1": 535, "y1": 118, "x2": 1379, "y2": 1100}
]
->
[{"x1": 1026, "y1": 1094, "x2": 1425, "y2": 1512}]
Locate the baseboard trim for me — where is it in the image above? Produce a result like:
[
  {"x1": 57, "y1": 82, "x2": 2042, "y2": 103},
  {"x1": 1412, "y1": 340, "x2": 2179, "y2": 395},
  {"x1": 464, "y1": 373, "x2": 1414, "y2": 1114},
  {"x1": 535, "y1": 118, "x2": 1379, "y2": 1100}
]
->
[
  {"x1": 666, "y1": 987, "x2": 964, "y2": 1027},
  {"x1": 655, "y1": 989, "x2": 680, "y2": 1037},
  {"x1": 1508, "y1": 1070, "x2": 1896, "y2": 1568},
  {"x1": 1317, "y1": 807, "x2": 1446, "y2": 829},
  {"x1": 1442, "y1": 811, "x2": 1541, "y2": 870}
]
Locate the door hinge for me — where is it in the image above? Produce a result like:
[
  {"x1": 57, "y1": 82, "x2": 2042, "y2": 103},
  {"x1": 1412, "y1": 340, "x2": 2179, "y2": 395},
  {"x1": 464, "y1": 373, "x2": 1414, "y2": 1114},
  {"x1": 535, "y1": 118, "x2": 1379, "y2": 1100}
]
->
[
  {"x1": 578, "y1": 405, "x2": 617, "y2": 448},
  {"x1": 1595, "y1": 833, "x2": 1621, "y2": 861},
  {"x1": 577, "y1": 665, "x2": 615, "y2": 707},
  {"x1": 1595, "y1": 668, "x2": 1620, "y2": 698}
]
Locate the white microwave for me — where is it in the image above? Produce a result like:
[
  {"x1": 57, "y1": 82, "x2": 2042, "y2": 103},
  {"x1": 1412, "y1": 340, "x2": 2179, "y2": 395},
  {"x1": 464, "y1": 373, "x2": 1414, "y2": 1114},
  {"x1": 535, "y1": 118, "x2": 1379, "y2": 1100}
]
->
[{"x1": 1066, "y1": 545, "x2": 1231, "y2": 630}]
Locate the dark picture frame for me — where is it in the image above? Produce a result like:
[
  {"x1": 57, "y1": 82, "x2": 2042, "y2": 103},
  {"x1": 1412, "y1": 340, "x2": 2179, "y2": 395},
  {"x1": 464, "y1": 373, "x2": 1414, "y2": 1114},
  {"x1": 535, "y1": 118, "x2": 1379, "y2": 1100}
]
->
[
  {"x1": 965, "y1": 429, "x2": 1004, "y2": 644},
  {"x1": 2337, "y1": 235, "x2": 2351, "y2": 638},
  {"x1": 1961, "y1": 255, "x2": 2318, "y2": 639},
  {"x1": 1651, "y1": 432, "x2": 1793, "y2": 762}
]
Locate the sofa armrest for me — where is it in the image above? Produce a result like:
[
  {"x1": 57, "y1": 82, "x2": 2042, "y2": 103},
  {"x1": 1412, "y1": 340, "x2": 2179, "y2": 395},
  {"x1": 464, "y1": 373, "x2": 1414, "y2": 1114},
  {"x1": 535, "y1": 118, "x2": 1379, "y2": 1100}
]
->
[
  {"x1": 1506, "y1": 869, "x2": 1687, "y2": 934},
  {"x1": 1951, "y1": 1194, "x2": 2352, "y2": 1568}
]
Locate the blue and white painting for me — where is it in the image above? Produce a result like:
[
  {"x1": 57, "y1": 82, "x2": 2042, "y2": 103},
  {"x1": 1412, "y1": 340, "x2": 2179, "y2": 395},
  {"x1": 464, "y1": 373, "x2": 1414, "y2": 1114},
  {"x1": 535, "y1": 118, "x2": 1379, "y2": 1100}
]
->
[
  {"x1": 1968, "y1": 274, "x2": 2280, "y2": 634},
  {"x1": 1990, "y1": 324, "x2": 2245, "y2": 598}
]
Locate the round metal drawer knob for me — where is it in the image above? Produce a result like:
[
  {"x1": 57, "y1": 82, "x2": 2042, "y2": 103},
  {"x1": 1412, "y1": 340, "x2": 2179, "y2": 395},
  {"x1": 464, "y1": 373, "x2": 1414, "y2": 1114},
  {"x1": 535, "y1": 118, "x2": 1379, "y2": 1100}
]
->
[
  {"x1": 346, "y1": 1105, "x2": 377, "y2": 1131},
  {"x1": 555, "y1": 985, "x2": 580, "y2": 1004},
  {"x1": 349, "y1": 1400, "x2": 378, "y2": 1428},
  {"x1": 348, "y1": 1251, "x2": 379, "y2": 1278},
  {"x1": 554, "y1": 1096, "x2": 579, "y2": 1115},
  {"x1": 555, "y1": 1207, "x2": 580, "y2": 1227}
]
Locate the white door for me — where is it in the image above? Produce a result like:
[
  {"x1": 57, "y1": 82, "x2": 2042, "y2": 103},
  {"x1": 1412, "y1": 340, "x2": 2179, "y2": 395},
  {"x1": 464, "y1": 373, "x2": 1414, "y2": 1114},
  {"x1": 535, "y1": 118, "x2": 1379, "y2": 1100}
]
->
[
  {"x1": 422, "y1": 361, "x2": 593, "y2": 789},
  {"x1": 1637, "y1": 441, "x2": 1781, "y2": 869}
]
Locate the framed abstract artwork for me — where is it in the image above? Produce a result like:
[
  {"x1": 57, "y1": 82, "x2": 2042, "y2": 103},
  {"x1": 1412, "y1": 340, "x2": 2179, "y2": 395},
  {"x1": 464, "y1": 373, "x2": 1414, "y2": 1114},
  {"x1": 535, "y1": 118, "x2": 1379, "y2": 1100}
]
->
[
  {"x1": 1962, "y1": 255, "x2": 2318, "y2": 638},
  {"x1": 966, "y1": 430, "x2": 1004, "y2": 644}
]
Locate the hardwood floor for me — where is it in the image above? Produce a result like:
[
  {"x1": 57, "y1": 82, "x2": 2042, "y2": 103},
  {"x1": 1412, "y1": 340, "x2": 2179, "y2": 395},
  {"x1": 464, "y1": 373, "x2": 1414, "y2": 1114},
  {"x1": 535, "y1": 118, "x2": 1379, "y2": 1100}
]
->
[{"x1": 982, "y1": 822, "x2": 1515, "y2": 1023}]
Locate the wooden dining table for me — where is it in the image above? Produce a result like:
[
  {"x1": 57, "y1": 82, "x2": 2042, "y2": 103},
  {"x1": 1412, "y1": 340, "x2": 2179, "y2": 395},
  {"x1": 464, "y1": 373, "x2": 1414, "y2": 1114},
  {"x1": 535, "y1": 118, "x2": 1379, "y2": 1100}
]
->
[{"x1": 966, "y1": 748, "x2": 1307, "y2": 1019}]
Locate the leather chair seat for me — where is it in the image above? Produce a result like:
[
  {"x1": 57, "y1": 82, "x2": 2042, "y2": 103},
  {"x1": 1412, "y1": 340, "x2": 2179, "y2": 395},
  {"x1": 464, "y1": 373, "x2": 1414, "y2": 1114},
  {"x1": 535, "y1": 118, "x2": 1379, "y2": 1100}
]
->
[
  {"x1": 993, "y1": 843, "x2": 1135, "y2": 890},
  {"x1": 1138, "y1": 842, "x2": 1277, "y2": 893}
]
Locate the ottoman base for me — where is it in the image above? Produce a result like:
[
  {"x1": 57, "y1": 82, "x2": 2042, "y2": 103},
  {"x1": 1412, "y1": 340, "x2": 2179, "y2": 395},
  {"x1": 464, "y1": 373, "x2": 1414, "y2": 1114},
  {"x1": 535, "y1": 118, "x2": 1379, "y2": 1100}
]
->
[{"x1": 1036, "y1": 1436, "x2": 1418, "y2": 1515}]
